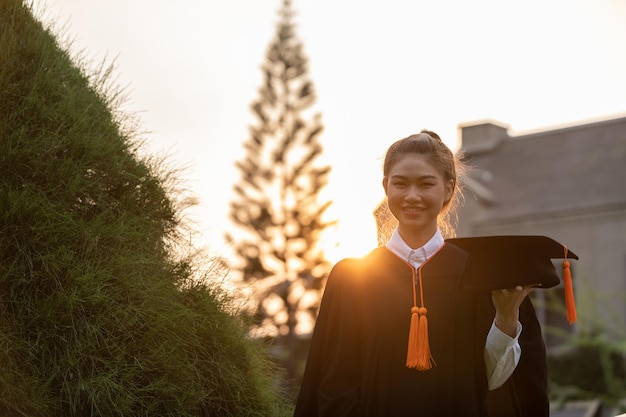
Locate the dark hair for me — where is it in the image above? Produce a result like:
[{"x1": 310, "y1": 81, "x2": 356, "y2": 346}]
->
[{"x1": 383, "y1": 130, "x2": 465, "y2": 238}]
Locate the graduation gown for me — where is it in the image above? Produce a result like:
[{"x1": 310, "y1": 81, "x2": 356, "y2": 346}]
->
[{"x1": 293, "y1": 244, "x2": 548, "y2": 417}]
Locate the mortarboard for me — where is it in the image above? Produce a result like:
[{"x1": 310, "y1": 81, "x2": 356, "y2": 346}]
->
[
  {"x1": 405, "y1": 235, "x2": 578, "y2": 372},
  {"x1": 445, "y1": 235, "x2": 578, "y2": 290},
  {"x1": 445, "y1": 235, "x2": 578, "y2": 324}
]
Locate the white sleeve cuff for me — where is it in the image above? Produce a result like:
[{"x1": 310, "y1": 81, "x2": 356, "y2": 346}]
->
[{"x1": 488, "y1": 320, "x2": 522, "y2": 345}]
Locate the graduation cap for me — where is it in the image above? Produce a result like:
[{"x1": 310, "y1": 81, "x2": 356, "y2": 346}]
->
[{"x1": 445, "y1": 235, "x2": 578, "y2": 324}]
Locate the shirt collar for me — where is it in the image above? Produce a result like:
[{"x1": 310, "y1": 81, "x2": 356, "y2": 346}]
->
[{"x1": 385, "y1": 228, "x2": 445, "y2": 268}]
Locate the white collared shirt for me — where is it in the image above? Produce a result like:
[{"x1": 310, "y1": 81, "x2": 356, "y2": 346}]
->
[{"x1": 386, "y1": 229, "x2": 521, "y2": 390}]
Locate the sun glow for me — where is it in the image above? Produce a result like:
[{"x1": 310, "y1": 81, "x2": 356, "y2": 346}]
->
[
  {"x1": 320, "y1": 203, "x2": 380, "y2": 265},
  {"x1": 315, "y1": 154, "x2": 388, "y2": 265}
]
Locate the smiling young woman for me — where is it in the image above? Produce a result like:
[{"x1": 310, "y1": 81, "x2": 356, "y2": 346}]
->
[{"x1": 294, "y1": 130, "x2": 549, "y2": 417}]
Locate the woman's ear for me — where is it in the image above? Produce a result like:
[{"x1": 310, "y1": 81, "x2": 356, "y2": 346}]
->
[
  {"x1": 444, "y1": 179, "x2": 455, "y2": 203},
  {"x1": 382, "y1": 177, "x2": 389, "y2": 195}
]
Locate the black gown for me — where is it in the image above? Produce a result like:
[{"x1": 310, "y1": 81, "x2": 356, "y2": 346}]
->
[{"x1": 293, "y1": 244, "x2": 548, "y2": 417}]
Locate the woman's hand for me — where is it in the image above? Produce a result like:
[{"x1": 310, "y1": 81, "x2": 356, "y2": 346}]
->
[{"x1": 491, "y1": 285, "x2": 536, "y2": 337}]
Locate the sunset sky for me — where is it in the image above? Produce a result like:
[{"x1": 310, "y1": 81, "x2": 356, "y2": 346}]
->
[{"x1": 35, "y1": 0, "x2": 626, "y2": 263}]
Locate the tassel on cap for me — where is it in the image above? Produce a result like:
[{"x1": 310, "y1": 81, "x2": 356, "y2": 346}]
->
[{"x1": 563, "y1": 245, "x2": 577, "y2": 324}]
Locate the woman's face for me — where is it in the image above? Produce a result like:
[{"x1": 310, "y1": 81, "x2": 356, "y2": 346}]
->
[{"x1": 383, "y1": 153, "x2": 453, "y2": 246}]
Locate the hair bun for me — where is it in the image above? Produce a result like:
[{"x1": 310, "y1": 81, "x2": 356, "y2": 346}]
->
[{"x1": 420, "y1": 129, "x2": 442, "y2": 141}]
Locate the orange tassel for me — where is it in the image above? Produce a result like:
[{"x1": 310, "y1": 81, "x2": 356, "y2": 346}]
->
[
  {"x1": 563, "y1": 254, "x2": 577, "y2": 324},
  {"x1": 405, "y1": 245, "x2": 446, "y2": 371},
  {"x1": 406, "y1": 306, "x2": 420, "y2": 368},
  {"x1": 415, "y1": 307, "x2": 435, "y2": 370}
]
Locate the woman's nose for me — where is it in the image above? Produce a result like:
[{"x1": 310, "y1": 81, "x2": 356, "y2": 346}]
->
[{"x1": 405, "y1": 185, "x2": 421, "y2": 200}]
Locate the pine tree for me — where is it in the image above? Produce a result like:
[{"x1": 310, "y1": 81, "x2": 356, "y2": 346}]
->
[
  {"x1": 0, "y1": 1, "x2": 290, "y2": 415},
  {"x1": 226, "y1": 0, "x2": 333, "y2": 384}
]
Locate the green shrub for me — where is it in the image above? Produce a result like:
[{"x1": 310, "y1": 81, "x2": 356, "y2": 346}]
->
[{"x1": 548, "y1": 332, "x2": 626, "y2": 412}]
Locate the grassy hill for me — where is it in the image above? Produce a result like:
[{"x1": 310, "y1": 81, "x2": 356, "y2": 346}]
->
[{"x1": 0, "y1": 1, "x2": 290, "y2": 415}]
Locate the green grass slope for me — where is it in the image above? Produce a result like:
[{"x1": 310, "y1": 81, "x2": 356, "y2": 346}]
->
[{"x1": 0, "y1": 1, "x2": 290, "y2": 416}]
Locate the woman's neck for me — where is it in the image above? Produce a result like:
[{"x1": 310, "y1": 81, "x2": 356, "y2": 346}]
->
[{"x1": 397, "y1": 226, "x2": 437, "y2": 249}]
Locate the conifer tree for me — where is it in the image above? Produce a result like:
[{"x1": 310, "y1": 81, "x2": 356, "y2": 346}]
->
[
  {"x1": 0, "y1": 1, "x2": 290, "y2": 416},
  {"x1": 226, "y1": 0, "x2": 333, "y2": 383}
]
